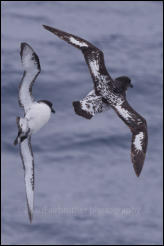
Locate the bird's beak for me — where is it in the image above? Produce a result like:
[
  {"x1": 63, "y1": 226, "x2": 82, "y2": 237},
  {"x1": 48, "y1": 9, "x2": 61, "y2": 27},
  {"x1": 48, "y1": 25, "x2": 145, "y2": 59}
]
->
[
  {"x1": 51, "y1": 108, "x2": 55, "y2": 114},
  {"x1": 130, "y1": 84, "x2": 133, "y2": 88}
]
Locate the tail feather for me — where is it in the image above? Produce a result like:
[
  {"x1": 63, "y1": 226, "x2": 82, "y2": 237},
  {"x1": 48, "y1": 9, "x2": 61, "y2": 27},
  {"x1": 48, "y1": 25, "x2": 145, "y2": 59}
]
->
[{"x1": 72, "y1": 101, "x2": 93, "y2": 119}]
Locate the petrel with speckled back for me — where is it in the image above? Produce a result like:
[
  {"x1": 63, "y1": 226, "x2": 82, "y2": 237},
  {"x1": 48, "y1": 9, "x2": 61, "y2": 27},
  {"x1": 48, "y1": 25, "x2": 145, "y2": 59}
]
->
[{"x1": 43, "y1": 25, "x2": 148, "y2": 177}]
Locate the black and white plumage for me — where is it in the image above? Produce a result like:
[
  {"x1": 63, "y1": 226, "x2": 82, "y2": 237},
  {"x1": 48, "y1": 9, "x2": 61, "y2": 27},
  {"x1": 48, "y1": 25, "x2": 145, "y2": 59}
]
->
[
  {"x1": 73, "y1": 90, "x2": 110, "y2": 119},
  {"x1": 43, "y1": 25, "x2": 148, "y2": 177},
  {"x1": 14, "y1": 43, "x2": 55, "y2": 222}
]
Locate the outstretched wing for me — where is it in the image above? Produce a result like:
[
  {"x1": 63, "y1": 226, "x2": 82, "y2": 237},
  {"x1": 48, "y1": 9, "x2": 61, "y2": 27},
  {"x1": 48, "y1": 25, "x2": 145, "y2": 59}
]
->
[
  {"x1": 19, "y1": 43, "x2": 41, "y2": 113},
  {"x1": 19, "y1": 136, "x2": 34, "y2": 222},
  {"x1": 73, "y1": 90, "x2": 110, "y2": 119},
  {"x1": 114, "y1": 100, "x2": 148, "y2": 176},
  {"x1": 43, "y1": 25, "x2": 113, "y2": 94}
]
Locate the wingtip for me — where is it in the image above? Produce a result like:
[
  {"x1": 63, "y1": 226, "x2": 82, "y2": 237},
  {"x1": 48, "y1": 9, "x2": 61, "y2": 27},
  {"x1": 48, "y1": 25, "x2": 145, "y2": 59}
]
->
[
  {"x1": 132, "y1": 150, "x2": 146, "y2": 177},
  {"x1": 20, "y1": 42, "x2": 26, "y2": 57},
  {"x1": 42, "y1": 25, "x2": 65, "y2": 37},
  {"x1": 29, "y1": 212, "x2": 33, "y2": 224},
  {"x1": 133, "y1": 163, "x2": 143, "y2": 177},
  {"x1": 27, "y1": 205, "x2": 33, "y2": 223},
  {"x1": 20, "y1": 42, "x2": 30, "y2": 51},
  {"x1": 42, "y1": 24, "x2": 47, "y2": 28},
  {"x1": 135, "y1": 171, "x2": 141, "y2": 177},
  {"x1": 42, "y1": 24, "x2": 52, "y2": 32},
  {"x1": 20, "y1": 42, "x2": 41, "y2": 71},
  {"x1": 20, "y1": 42, "x2": 32, "y2": 59},
  {"x1": 20, "y1": 42, "x2": 26, "y2": 48},
  {"x1": 42, "y1": 24, "x2": 47, "y2": 29}
]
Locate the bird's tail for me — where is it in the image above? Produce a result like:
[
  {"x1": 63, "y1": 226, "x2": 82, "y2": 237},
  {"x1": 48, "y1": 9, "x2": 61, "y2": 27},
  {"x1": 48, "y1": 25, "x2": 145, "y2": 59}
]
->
[{"x1": 72, "y1": 101, "x2": 93, "y2": 119}]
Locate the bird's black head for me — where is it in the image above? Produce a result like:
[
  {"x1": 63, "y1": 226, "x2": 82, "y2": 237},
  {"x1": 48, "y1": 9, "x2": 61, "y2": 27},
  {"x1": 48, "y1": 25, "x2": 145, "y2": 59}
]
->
[
  {"x1": 113, "y1": 76, "x2": 133, "y2": 94},
  {"x1": 115, "y1": 76, "x2": 133, "y2": 88},
  {"x1": 38, "y1": 100, "x2": 55, "y2": 113}
]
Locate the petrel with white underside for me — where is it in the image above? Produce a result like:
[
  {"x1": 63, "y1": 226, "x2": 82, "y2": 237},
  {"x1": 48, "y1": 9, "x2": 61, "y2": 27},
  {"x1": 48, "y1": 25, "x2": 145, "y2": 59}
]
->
[
  {"x1": 43, "y1": 25, "x2": 148, "y2": 177},
  {"x1": 14, "y1": 43, "x2": 55, "y2": 222}
]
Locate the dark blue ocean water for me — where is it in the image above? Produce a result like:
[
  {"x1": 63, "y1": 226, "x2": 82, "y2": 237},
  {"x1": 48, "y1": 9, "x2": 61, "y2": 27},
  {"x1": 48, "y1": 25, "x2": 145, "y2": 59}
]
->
[{"x1": 1, "y1": 1, "x2": 163, "y2": 245}]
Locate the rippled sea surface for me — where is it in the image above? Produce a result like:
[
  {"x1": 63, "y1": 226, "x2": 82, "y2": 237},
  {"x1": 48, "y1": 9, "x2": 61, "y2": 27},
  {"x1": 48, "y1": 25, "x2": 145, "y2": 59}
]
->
[{"x1": 1, "y1": 1, "x2": 163, "y2": 245}]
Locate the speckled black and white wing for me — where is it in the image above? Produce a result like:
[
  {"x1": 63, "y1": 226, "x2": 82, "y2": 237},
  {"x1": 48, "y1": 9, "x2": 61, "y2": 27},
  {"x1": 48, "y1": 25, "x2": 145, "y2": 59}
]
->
[
  {"x1": 19, "y1": 136, "x2": 34, "y2": 222},
  {"x1": 43, "y1": 25, "x2": 113, "y2": 94},
  {"x1": 19, "y1": 43, "x2": 40, "y2": 113},
  {"x1": 73, "y1": 90, "x2": 110, "y2": 119},
  {"x1": 114, "y1": 100, "x2": 148, "y2": 176}
]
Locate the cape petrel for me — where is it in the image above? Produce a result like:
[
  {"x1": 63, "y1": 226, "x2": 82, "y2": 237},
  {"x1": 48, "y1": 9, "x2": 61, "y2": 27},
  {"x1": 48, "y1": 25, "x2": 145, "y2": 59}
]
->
[
  {"x1": 14, "y1": 43, "x2": 55, "y2": 222},
  {"x1": 43, "y1": 25, "x2": 148, "y2": 177}
]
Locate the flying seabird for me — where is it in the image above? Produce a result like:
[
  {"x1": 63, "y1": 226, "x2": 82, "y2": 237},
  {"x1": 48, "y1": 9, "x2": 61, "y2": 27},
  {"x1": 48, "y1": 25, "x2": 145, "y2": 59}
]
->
[
  {"x1": 43, "y1": 25, "x2": 148, "y2": 177},
  {"x1": 14, "y1": 43, "x2": 55, "y2": 222}
]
